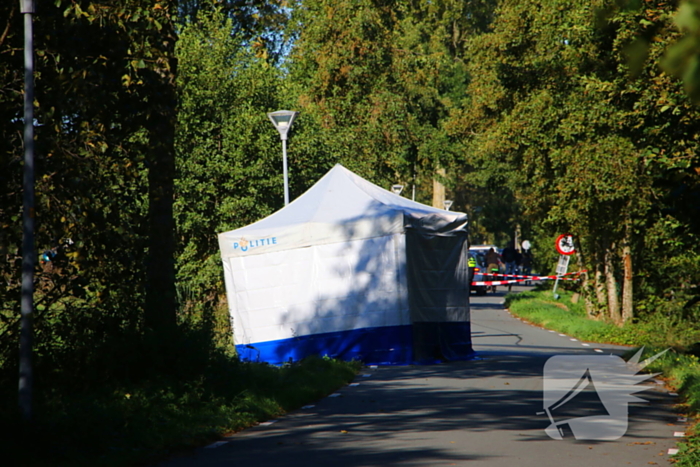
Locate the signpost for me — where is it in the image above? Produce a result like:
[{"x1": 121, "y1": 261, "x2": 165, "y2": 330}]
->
[{"x1": 553, "y1": 234, "x2": 575, "y2": 299}]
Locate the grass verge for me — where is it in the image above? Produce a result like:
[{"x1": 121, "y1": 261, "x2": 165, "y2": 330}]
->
[
  {"x1": 0, "y1": 355, "x2": 361, "y2": 466},
  {"x1": 505, "y1": 288, "x2": 700, "y2": 466}
]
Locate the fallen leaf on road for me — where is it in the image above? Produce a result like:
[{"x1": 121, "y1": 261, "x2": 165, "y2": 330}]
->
[{"x1": 340, "y1": 430, "x2": 348, "y2": 434}]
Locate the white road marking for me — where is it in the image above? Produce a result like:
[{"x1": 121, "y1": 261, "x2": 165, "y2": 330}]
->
[{"x1": 205, "y1": 441, "x2": 228, "y2": 449}]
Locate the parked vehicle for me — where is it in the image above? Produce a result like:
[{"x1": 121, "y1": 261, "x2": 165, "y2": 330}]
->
[
  {"x1": 468, "y1": 250, "x2": 488, "y2": 296},
  {"x1": 469, "y1": 244, "x2": 502, "y2": 255}
]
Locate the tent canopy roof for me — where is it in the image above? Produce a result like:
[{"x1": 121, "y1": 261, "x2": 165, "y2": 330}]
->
[{"x1": 218, "y1": 164, "x2": 467, "y2": 258}]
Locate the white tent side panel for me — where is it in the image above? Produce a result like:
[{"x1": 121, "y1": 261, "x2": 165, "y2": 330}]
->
[
  {"x1": 217, "y1": 164, "x2": 472, "y2": 365},
  {"x1": 225, "y1": 233, "x2": 412, "y2": 364}
]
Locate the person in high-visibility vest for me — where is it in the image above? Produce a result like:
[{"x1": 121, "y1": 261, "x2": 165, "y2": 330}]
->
[{"x1": 468, "y1": 253, "x2": 477, "y2": 290}]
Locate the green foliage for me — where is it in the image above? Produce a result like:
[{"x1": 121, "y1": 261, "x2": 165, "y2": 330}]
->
[
  {"x1": 179, "y1": 0, "x2": 292, "y2": 62},
  {"x1": 628, "y1": 349, "x2": 700, "y2": 467},
  {"x1": 174, "y1": 7, "x2": 288, "y2": 325},
  {"x1": 287, "y1": 0, "x2": 496, "y2": 204},
  {"x1": 0, "y1": 355, "x2": 360, "y2": 466},
  {"x1": 662, "y1": 0, "x2": 700, "y2": 102},
  {"x1": 505, "y1": 288, "x2": 700, "y2": 348},
  {"x1": 0, "y1": 0, "x2": 181, "y2": 385},
  {"x1": 448, "y1": 0, "x2": 700, "y2": 322}
]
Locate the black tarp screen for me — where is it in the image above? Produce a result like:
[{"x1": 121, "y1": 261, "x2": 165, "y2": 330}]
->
[{"x1": 405, "y1": 216, "x2": 472, "y2": 363}]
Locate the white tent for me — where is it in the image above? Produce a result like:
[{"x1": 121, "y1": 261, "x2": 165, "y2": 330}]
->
[{"x1": 218, "y1": 164, "x2": 472, "y2": 365}]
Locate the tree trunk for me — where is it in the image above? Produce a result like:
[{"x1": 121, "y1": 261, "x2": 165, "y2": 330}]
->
[
  {"x1": 575, "y1": 248, "x2": 596, "y2": 318},
  {"x1": 594, "y1": 249, "x2": 607, "y2": 316},
  {"x1": 605, "y1": 245, "x2": 621, "y2": 325},
  {"x1": 621, "y1": 221, "x2": 634, "y2": 324},
  {"x1": 432, "y1": 167, "x2": 446, "y2": 209},
  {"x1": 144, "y1": 11, "x2": 178, "y2": 332},
  {"x1": 584, "y1": 286, "x2": 596, "y2": 318}
]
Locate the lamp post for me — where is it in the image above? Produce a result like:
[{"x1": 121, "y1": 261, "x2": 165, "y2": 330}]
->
[
  {"x1": 267, "y1": 110, "x2": 298, "y2": 206},
  {"x1": 19, "y1": 0, "x2": 35, "y2": 424},
  {"x1": 391, "y1": 184, "x2": 404, "y2": 196}
]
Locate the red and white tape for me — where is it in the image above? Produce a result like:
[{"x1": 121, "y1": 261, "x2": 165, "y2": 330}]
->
[
  {"x1": 472, "y1": 279, "x2": 529, "y2": 286},
  {"x1": 471, "y1": 271, "x2": 586, "y2": 286}
]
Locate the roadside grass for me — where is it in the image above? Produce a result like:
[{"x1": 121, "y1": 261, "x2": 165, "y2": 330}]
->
[
  {"x1": 0, "y1": 355, "x2": 361, "y2": 467},
  {"x1": 505, "y1": 288, "x2": 700, "y2": 466}
]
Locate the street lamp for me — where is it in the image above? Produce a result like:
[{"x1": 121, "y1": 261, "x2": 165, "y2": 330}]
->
[
  {"x1": 19, "y1": 0, "x2": 35, "y2": 424},
  {"x1": 391, "y1": 184, "x2": 404, "y2": 196},
  {"x1": 267, "y1": 110, "x2": 298, "y2": 206},
  {"x1": 444, "y1": 200, "x2": 453, "y2": 211}
]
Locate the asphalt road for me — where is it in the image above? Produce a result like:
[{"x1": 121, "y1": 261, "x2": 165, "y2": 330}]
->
[{"x1": 161, "y1": 285, "x2": 684, "y2": 467}]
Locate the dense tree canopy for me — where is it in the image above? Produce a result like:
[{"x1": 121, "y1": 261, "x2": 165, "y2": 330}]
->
[
  {"x1": 175, "y1": 7, "x2": 288, "y2": 322},
  {"x1": 286, "y1": 0, "x2": 495, "y2": 203},
  {"x1": 448, "y1": 0, "x2": 700, "y2": 322},
  {"x1": 2, "y1": 0, "x2": 700, "y2": 408},
  {"x1": 0, "y1": 0, "x2": 183, "y2": 382}
]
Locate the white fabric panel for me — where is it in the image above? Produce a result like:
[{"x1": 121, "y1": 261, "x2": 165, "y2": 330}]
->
[
  {"x1": 226, "y1": 234, "x2": 409, "y2": 345},
  {"x1": 218, "y1": 164, "x2": 464, "y2": 258}
]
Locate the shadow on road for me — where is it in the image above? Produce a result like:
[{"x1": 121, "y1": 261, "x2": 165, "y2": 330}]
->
[{"x1": 161, "y1": 285, "x2": 678, "y2": 467}]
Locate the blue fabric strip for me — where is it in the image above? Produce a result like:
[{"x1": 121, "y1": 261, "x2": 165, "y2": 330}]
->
[{"x1": 235, "y1": 323, "x2": 473, "y2": 365}]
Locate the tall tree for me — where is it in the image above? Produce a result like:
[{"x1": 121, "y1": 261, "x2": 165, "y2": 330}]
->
[
  {"x1": 0, "y1": 0, "x2": 180, "y2": 382},
  {"x1": 287, "y1": 0, "x2": 494, "y2": 203},
  {"x1": 179, "y1": 0, "x2": 292, "y2": 62},
  {"x1": 142, "y1": 2, "x2": 179, "y2": 333},
  {"x1": 174, "y1": 7, "x2": 286, "y2": 320},
  {"x1": 449, "y1": 0, "x2": 700, "y2": 323}
]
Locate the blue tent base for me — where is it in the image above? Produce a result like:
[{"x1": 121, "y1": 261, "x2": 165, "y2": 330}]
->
[{"x1": 235, "y1": 323, "x2": 473, "y2": 366}]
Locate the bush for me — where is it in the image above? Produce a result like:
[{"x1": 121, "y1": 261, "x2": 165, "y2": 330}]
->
[{"x1": 0, "y1": 354, "x2": 360, "y2": 467}]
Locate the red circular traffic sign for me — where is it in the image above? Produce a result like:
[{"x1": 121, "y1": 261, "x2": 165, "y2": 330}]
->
[{"x1": 555, "y1": 234, "x2": 576, "y2": 255}]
